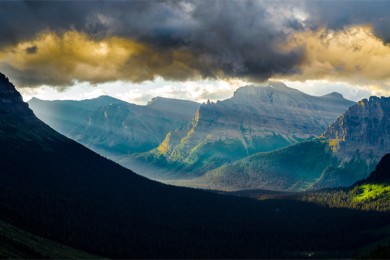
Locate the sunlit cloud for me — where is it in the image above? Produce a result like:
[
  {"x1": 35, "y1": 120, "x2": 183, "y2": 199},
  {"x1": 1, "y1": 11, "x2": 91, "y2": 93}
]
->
[
  {"x1": 0, "y1": 31, "x2": 216, "y2": 88},
  {"x1": 279, "y1": 26, "x2": 390, "y2": 87}
]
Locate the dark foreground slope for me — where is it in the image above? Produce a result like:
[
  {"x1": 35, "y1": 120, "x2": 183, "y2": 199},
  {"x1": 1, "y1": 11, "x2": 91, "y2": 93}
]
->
[
  {"x1": 1, "y1": 73, "x2": 390, "y2": 258},
  {"x1": 0, "y1": 219, "x2": 96, "y2": 259}
]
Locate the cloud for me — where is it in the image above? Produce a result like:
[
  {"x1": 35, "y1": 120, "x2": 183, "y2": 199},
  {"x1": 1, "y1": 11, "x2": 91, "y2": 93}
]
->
[
  {"x1": 303, "y1": 1, "x2": 390, "y2": 44},
  {"x1": 0, "y1": 31, "x2": 214, "y2": 87},
  {"x1": 279, "y1": 25, "x2": 390, "y2": 92},
  {"x1": 0, "y1": 1, "x2": 390, "y2": 89},
  {"x1": 0, "y1": 1, "x2": 303, "y2": 87}
]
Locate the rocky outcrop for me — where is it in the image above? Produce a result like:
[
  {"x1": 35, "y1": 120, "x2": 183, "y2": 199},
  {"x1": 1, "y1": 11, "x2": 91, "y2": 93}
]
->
[{"x1": 322, "y1": 96, "x2": 390, "y2": 164}]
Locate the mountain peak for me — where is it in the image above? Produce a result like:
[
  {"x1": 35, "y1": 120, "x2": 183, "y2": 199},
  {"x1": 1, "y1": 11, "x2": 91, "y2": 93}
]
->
[
  {"x1": 0, "y1": 72, "x2": 33, "y2": 115},
  {"x1": 267, "y1": 81, "x2": 289, "y2": 89},
  {"x1": 0, "y1": 73, "x2": 23, "y2": 103},
  {"x1": 322, "y1": 92, "x2": 344, "y2": 99},
  {"x1": 147, "y1": 96, "x2": 199, "y2": 106},
  {"x1": 146, "y1": 96, "x2": 200, "y2": 117},
  {"x1": 322, "y1": 96, "x2": 390, "y2": 161}
]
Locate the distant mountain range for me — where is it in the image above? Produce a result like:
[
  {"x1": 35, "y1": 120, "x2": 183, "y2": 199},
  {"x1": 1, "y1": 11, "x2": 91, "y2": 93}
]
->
[
  {"x1": 28, "y1": 80, "x2": 389, "y2": 192},
  {"x1": 29, "y1": 82, "x2": 355, "y2": 181},
  {"x1": 29, "y1": 96, "x2": 199, "y2": 154},
  {"x1": 135, "y1": 81, "x2": 354, "y2": 177},
  {"x1": 184, "y1": 96, "x2": 390, "y2": 191}
]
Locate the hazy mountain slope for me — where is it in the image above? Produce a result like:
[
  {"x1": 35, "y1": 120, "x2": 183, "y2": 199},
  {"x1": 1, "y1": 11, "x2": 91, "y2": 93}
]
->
[
  {"x1": 190, "y1": 96, "x2": 390, "y2": 191},
  {"x1": 28, "y1": 95, "x2": 121, "y2": 135},
  {"x1": 2, "y1": 72, "x2": 390, "y2": 258},
  {"x1": 137, "y1": 81, "x2": 354, "y2": 178},
  {"x1": 28, "y1": 96, "x2": 199, "y2": 154}
]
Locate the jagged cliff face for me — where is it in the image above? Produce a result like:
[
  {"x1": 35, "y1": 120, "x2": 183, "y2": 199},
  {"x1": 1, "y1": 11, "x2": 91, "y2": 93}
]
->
[
  {"x1": 142, "y1": 81, "x2": 354, "y2": 177},
  {"x1": 323, "y1": 96, "x2": 390, "y2": 163}
]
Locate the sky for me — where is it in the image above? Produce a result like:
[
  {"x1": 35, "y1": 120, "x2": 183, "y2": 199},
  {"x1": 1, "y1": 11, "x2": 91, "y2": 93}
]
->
[{"x1": 1, "y1": 0, "x2": 390, "y2": 104}]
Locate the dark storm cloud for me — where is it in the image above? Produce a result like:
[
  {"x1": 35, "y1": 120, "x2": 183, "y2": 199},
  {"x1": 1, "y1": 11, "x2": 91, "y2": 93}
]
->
[
  {"x1": 303, "y1": 1, "x2": 390, "y2": 43},
  {"x1": 0, "y1": 0, "x2": 389, "y2": 87}
]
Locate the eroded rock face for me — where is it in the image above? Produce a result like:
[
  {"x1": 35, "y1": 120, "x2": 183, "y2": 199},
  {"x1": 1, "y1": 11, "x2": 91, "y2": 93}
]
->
[{"x1": 323, "y1": 96, "x2": 390, "y2": 164}]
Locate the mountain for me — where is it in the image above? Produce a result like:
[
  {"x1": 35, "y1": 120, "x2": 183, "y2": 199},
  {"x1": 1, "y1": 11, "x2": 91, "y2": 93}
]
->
[
  {"x1": 2, "y1": 72, "x2": 390, "y2": 258},
  {"x1": 28, "y1": 95, "x2": 199, "y2": 155},
  {"x1": 186, "y1": 96, "x2": 390, "y2": 191},
  {"x1": 311, "y1": 96, "x2": 390, "y2": 188},
  {"x1": 136, "y1": 81, "x2": 354, "y2": 178}
]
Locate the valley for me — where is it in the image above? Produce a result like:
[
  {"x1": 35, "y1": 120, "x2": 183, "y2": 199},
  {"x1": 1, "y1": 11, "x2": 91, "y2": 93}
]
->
[{"x1": 1, "y1": 72, "x2": 390, "y2": 258}]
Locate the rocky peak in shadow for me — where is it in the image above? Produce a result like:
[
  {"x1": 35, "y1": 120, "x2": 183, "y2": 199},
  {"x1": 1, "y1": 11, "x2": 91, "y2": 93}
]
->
[{"x1": 0, "y1": 72, "x2": 34, "y2": 116}]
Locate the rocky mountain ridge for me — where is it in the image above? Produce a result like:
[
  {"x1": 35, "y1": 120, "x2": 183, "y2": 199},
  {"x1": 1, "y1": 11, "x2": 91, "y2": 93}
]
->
[
  {"x1": 323, "y1": 96, "x2": 390, "y2": 161},
  {"x1": 138, "y1": 81, "x2": 355, "y2": 178}
]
